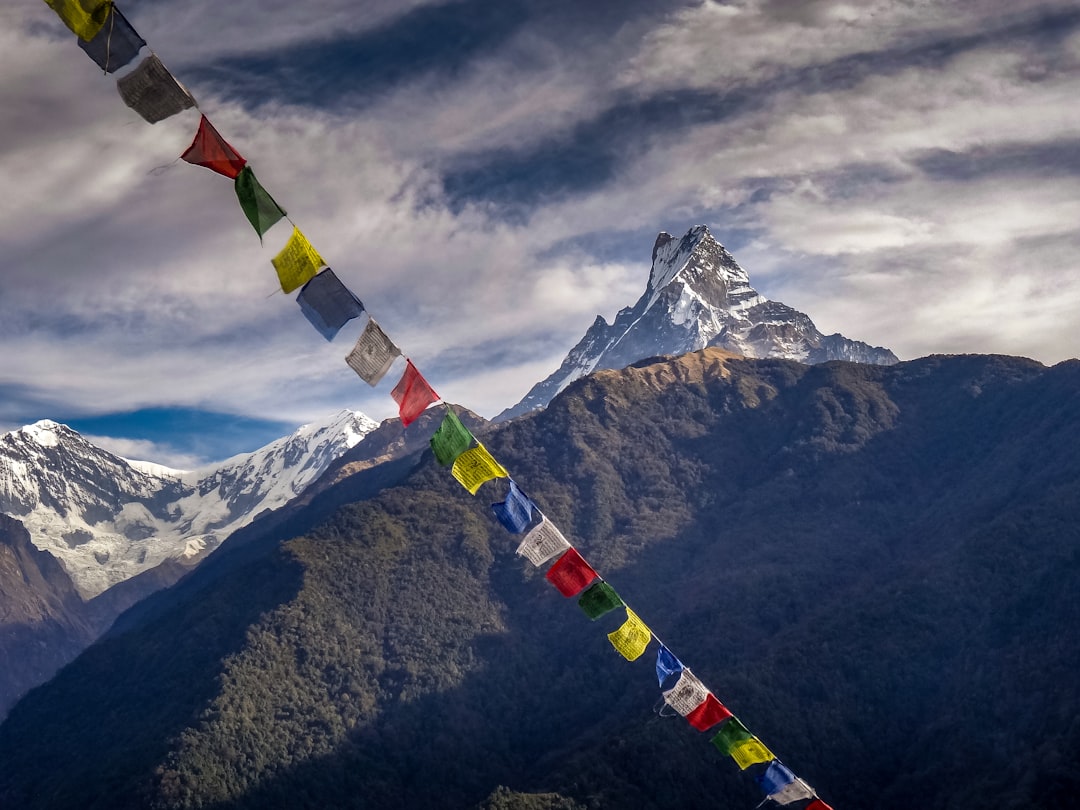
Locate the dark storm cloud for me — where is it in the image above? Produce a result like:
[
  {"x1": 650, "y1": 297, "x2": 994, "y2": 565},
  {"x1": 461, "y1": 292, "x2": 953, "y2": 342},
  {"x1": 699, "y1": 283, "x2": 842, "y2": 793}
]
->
[
  {"x1": 913, "y1": 139, "x2": 1080, "y2": 182},
  {"x1": 186, "y1": 0, "x2": 692, "y2": 110},
  {"x1": 439, "y1": 5, "x2": 1080, "y2": 217}
]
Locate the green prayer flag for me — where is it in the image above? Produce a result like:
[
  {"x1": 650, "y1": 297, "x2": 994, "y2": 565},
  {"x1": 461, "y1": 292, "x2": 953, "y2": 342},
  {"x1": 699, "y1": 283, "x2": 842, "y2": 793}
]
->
[
  {"x1": 430, "y1": 409, "x2": 473, "y2": 466},
  {"x1": 234, "y1": 166, "x2": 285, "y2": 240},
  {"x1": 577, "y1": 581, "x2": 623, "y2": 620}
]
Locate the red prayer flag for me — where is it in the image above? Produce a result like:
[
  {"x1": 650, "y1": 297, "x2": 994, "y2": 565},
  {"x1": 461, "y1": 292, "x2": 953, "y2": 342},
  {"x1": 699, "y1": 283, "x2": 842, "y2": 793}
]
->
[
  {"x1": 390, "y1": 360, "x2": 439, "y2": 427},
  {"x1": 545, "y1": 548, "x2": 597, "y2": 597},
  {"x1": 181, "y1": 115, "x2": 247, "y2": 179},
  {"x1": 806, "y1": 802, "x2": 833, "y2": 810},
  {"x1": 685, "y1": 693, "x2": 732, "y2": 731}
]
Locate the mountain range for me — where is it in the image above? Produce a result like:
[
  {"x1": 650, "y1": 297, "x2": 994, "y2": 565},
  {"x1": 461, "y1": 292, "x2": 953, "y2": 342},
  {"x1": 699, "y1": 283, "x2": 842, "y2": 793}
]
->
[
  {"x1": 0, "y1": 410, "x2": 377, "y2": 599},
  {"x1": 1, "y1": 349, "x2": 1077, "y2": 809},
  {"x1": 499, "y1": 225, "x2": 897, "y2": 420}
]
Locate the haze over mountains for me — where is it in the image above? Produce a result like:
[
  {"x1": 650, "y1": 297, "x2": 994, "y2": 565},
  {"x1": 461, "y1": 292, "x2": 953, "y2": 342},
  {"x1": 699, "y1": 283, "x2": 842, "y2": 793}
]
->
[
  {"x1": 1, "y1": 349, "x2": 1077, "y2": 809},
  {"x1": 499, "y1": 225, "x2": 897, "y2": 420}
]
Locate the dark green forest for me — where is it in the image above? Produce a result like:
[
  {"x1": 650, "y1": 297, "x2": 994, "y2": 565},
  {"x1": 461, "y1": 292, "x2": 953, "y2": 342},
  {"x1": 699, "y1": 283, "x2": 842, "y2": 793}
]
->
[{"x1": 1, "y1": 350, "x2": 1078, "y2": 809}]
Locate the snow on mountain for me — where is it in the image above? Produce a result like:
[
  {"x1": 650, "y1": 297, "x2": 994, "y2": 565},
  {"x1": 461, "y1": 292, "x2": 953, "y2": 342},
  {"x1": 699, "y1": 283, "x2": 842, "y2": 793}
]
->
[
  {"x1": 0, "y1": 410, "x2": 378, "y2": 598},
  {"x1": 498, "y1": 225, "x2": 898, "y2": 421}
]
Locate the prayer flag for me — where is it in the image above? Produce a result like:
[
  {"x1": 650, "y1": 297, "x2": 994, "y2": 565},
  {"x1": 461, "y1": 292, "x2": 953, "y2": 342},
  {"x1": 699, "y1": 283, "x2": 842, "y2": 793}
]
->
[
  {"x1": 686, "y1": 694, "x2": 732, "y2": 732},
  {"x1": 806, "y1": 800, "x2": 834, "y2": 810},
  {"x1": 710, "y1": 718, "x2": 775, "y2": 770},
  {"x1": 607, "y1": 608, "x2": 651, "y2": 661},
  {"x1": 345, "y1": 318, "x2": 400, "y2": 385},
  {"x1": 181, "y1": 115, "x2": 247, "y2": 179},
  {"x1": 491, "y1": 480, "x2": 536, "y2": 534},
  {"x1": 451, "y1": 443, "x2": 507, "y2": 495},
  {"x1": 43, "y1": 0, "x2": 110, "y2": 41},
  {"x1": 297, "y1": 268, "x2": 364, "y2": 340},
  {"x1": 768, "y1": 778, "x2": 816, "y2": 805},
  {"x1": 271, "y1": 227, "x2": 324, "y2": 293},
  {"x1": 391, "y1": 360, "x2": 439, "y2": 427},
  {"x1": 430, "y1": 409, "x2": 473, "y2": 466},
  {"x1": 756, "y1": 761, "x2": 797, "y2": 796},
  {"x1": 234, "y1": 166, "x2": 286, "y2": 240},
  {"x1": 663, "y1": 670, "x2": 710, "y2": 716},
  {"x1": 545, "y1": 548, "x2": 597, "y2": 597},
  {"x1": 77, "y1": 5, "x2": 144, "y2": 72},
  {"x1": 656, "y1": 645, "x2": 683, "y2": 688},
  {"x1": 577, "y1": 581, "x2": 622, "y2": 620},
  {"x1": 516, "y1": 518, "x2": 570, "y2": 566},
  {"x1": 116, "y1": 54, "x2": 195, "y2": 124}
]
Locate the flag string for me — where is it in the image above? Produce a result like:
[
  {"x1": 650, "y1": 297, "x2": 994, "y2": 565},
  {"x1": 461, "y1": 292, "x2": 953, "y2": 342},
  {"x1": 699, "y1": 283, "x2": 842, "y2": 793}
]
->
[{"x1": 35, "y1": 2, "x2": 833, "y2": 806}]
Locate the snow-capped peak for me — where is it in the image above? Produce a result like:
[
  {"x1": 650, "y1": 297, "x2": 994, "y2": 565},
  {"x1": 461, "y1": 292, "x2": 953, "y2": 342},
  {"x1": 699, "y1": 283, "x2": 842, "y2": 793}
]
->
[
  {"x1": 497, "y1": 225, "x2": 897, "y2": 421},
  {"x1": 18, "y1": 419, "x2": 65, "y2": 448}
]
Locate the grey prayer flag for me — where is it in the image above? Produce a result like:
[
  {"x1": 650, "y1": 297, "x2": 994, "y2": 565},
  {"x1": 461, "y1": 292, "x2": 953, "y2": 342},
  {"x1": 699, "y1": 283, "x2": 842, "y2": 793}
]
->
[
  {"x1": 116, "y1": 54, "x2": 195, "y2": 124},
  {"x1": 345, "y1": 318, "x2": 400, "y2": 386}
]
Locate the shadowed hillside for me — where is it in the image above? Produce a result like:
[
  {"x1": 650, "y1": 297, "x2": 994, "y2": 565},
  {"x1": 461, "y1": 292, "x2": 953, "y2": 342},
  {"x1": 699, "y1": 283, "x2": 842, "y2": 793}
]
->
[{"x1": 1, "y1": 350, "x2": 1078, "y2": 809}]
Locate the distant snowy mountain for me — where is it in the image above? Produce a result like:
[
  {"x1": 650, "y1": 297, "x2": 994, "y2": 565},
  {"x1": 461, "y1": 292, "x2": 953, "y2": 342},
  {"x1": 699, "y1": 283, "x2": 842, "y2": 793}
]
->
[
  {"x1": 0, "y1": 410, "x2": 377, "y2": 597},
  {"x1": 499, "y1": 225, "x2": 897, "y2": 420}
]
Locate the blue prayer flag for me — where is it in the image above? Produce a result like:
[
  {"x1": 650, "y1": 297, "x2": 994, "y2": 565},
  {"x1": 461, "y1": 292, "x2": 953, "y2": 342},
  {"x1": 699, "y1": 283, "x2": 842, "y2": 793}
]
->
[
  {"x1": 297, "y1": 268, "x2": 364, "y2": 340},
  {"x1": 78, "y1": 6, "x2": 145, "y2": 73},
  {"x1": 656, "y1": 645, "x2": 683, "y2": 688},
  {"x1": 756, "y1": 761, "x2": 796, "y2": 796},
  {"x1": 491, "y1": 480, "x2": 536, "y2": 533}
]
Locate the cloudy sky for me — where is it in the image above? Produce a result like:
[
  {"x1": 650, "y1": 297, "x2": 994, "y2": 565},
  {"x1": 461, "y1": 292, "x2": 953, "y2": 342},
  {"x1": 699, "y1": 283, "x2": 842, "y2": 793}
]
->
[{"x1": 3, "y1": 0, "x2": 1079, "y2": 466}]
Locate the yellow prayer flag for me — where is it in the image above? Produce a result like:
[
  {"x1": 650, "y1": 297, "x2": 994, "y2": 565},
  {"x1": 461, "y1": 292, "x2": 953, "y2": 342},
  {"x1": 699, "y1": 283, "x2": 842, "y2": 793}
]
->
[
  {"x1": 451, "y1": 442, "x2": 508, "y2": 495},
  {"x1": 44, "y1": 0, "x2": 110, "y2": 41},
  {"x1": 271, "y1": 227, "x2": 324, "y2": 293},
  {"x1": 729, "y1": 737, "x2": 775, "y2": 770},
  {"x1": 607, "y1": 608, "x2": 652, "y2": 661}
]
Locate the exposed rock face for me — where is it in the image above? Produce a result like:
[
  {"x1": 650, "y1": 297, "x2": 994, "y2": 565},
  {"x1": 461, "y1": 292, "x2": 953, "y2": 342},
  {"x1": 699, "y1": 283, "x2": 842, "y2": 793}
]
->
[
  {"x1": 499, "y1": 225, "x2": 896, "y2": 420},
  {"x1": 0, "y1": 514, "x2": 96, "y2": 719}
]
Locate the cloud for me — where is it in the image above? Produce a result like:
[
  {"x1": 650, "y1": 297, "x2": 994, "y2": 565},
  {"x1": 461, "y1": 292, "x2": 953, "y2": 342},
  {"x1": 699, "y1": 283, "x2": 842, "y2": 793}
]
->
[
  {"x1": 82, "y1": 435, "x2": 204, "y2": 470},
  {"x1": 5, "y1": 0, "x2": 1080, "y2": 461}
]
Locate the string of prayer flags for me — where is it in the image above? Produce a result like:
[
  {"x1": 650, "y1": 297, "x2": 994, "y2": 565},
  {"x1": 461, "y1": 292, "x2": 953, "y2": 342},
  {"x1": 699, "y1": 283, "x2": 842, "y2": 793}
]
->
[
  {"x1": 430, "y1": 409, "x2": 473, "y2": 466},
  {"x1": 43, "y1": 0, "x2": 110, "y2": 41},
  {"x1": 391, "y1": 360, "x2": 439, "y2": 427},
  {"x1": 271, "y1": 226, "x2": 324, "y2": 294},
  {"x1": 577, "y1": 581, "x2": 623, "y2": 620},
  {"x1": 181, "y1": 115, "x2": 247, "y2": 179},
  {"x1": 491, "y1": 480, "x2": 537, "y2": 534},
  {"x1": 297, "y1": 269, "x2": 364, "y2": 341},
  {"x1": 656, "y1": 645, "x2": 684, "y2": 688},
  {"x1": 710, "y1": 718, "x2": 775, "y2": 770},
  {"x1": 767, "y1": 777, "x2": 816, "y2": 805},
  {"x1": 516, "y1": 517, "x2": 570, "y2": 566},
  {"x1": 607, "y1": 607, "x2": 652, "y2": 661},
  {"x1": 234, "y1": 166, "x2": 286, "y2": 241},
  {"x1": 116, "y1": 54, "x2": 195, "y2": 124},
  {"x1": 77, "y1": 5, "x2": 144, "y2": 73},
  {"x1": 451, "y1": 442, "x2": 507, "y2": 495},
  {"x1": 345, "y1": 318, "x2": 400, "y2": 385},
  {"x1": 545, "y1": 548, "x2": 598, "y2": 597},
  {"x1": 756, "y1": 761, "x2": 797, "y2": 797}
]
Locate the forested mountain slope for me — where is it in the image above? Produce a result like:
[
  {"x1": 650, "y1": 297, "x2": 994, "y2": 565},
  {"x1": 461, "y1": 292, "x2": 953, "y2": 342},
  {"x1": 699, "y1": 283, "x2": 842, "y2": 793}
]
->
[{"x1": 1, "y1": 350, "x2": 1077, "y2": 810}]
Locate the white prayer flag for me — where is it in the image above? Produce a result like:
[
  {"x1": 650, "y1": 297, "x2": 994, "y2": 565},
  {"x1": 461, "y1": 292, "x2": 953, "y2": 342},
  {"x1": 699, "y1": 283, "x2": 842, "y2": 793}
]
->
[
  {"x1": 516, "y1": 517, "x2": 571, "y2": 566},
  {"x1": 116, "y1": 54, "x2": 194, "y2": 124},
  {"x1": 662, "y1": 670, "x2": 710, "y2": 716},
  {"x1": 345, "y1": 318, "x2": 400, "y2": 386},
  {"x1": 769, "y1": 778, "x2": 816, "y2": 805}
]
